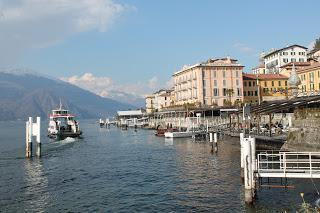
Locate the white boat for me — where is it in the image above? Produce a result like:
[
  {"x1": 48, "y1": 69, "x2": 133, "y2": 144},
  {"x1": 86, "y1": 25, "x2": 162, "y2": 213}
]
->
[
  {"x1": 164, "y1": 128, "x2": 205, "y2": 138},
  {"x1": 47, "y1": 103, "x2": 82, "y2": 139}
]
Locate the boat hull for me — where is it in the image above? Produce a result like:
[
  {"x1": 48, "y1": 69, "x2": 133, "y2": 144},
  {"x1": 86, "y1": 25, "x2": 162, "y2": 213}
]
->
[
  {"x1": 164, "y1": 130, "x2": 205, "y2": 138},
  {"x1": 48, "y1": 131, "x2": 82, "y2": 140}
]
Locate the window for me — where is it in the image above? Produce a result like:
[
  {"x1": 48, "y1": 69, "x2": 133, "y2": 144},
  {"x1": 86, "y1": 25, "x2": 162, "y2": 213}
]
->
[
  {"x1": 264, "y1": 81, "x2": 267, "y2": 87},
  {"x1": 283, "y1": 58, "x2": 288, "y2": 63},
  {"x1": 203, "y1": 89, "x2": 206, "y2": 97},
  {"x1": 291, "y1": 52, "x2": 296, "y2": 55},
  {"x1": 255, "y1": 91, "x2": 258, "y2": 96},
  {"x1": 203, "y1": 80, "x2": 206, "y2": 87},
  {"x1": 237, "y1": 88, "x2": 242, "y2": 96},
  {"x1": 299, "y1": 58, "x2": 304, "y2": 62},
  {"x1": 310, "y1": 72, "x2": 314, "y2": 82},
  {"x1": 278, "y1": 81, "x2": 281, "y2": 86},
  {"x1": 272, "y1": 81, "x2": 274, "y2": 87},
  {"x1": 310, "y1": 84, "x2": 314, "y2": 91},
  {"x1": 223, "y1": 88, "x2": 227, "y2": 96},
  {"x1": 253, "y1": 81, "x2": 256, "y2": 86},
  {"x1": 236, "y1": 79, "x2": 239, "y2": 86},
  {"x1": 213, "y1": 88, "x2": 219, "y2": 96},
  {"x1": 214, "y1": 80, "x2": 217, "y2": 87},
  {"x1": 285, "y1": 81, "x2": 287, "y2": 86},
  {"x1": 244, "y1": 91, "x2": 247, "y2": 96},
  {"x1": 213, "y1": 71, "x2": 216, "y2": 78},
  {"x1": 236, "y1": 71, "x2": 239, "y2": 78},
  {"x1": 223, "y1": 71, "x2": 226, "y2": 78},
  {"x1": 223, "y1": 80, "x2": 226, "y2": 86},
  {"x1": 291, "y1": 58, "x2": 296, "y2": 62},
  {"x1": 244, "y1": 82, "x2": 247, "y2": 87},
  {"x1": 249, "y1": 82, "x2": 252, "y2": 87},
  {"x1": 202, "y1": 70, "x2": 205, "y2": 78}
]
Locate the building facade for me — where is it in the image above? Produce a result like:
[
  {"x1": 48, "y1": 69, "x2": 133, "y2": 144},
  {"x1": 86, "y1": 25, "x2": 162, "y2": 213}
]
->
[
  {"x1": 243, "y1": 73, "x2": 289, "y2": 103},
  {"x1": 279, "y1": 62, "x2": 311, "y2": 77},
  {"x1": 252, "y1": 63, "x2": 266, "y2": 75},
  {"x1": 173, "y1": 57, "x2": 244, "y2": 107},
  {"x1": 308, "y1": 49, "x2": 320, "y2": 62},
  {"x1": 297, "y1": 62, "x2": 320, "y2": 93},
  {"x1": 145, "y1": 89, "x2": 175, "y2": 113},
  {"x1": 263, "y1": 44, "x2": 308, "y2": 74},
  {"x1": 145, "y1": 94, "x2": 155, "y2": 113}
]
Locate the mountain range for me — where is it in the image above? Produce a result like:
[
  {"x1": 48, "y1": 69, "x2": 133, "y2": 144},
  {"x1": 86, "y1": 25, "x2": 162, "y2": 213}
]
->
[{"x1": 0, "y1": 71, "x2": 135, "y2": 121}]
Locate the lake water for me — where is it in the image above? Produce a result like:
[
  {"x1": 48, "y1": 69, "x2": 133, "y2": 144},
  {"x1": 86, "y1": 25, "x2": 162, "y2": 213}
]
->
[{"x1": 0, "y1": 120, "x2": 319, "y2": 212}]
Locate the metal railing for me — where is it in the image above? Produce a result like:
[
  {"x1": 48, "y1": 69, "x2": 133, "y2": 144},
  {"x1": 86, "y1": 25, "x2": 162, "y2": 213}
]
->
[{"x1": 257, "y1": 152, "x2": 320, "y2": 178}]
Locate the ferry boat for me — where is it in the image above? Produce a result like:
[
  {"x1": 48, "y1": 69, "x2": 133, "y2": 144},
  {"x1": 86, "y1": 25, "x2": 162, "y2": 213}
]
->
[{"x1": 47, "y1": 103, "x2": 82, "y2": 139}]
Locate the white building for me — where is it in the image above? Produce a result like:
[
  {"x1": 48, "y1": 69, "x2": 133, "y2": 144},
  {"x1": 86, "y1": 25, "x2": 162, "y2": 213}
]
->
[{"x1": 263, "y1": 44, "x2": 307, "y2": 74}]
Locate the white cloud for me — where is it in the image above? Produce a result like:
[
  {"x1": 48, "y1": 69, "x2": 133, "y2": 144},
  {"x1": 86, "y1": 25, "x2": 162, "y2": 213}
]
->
[
  {"x1": 61, "y1": 73, "x2": 165, "y2": 106},
  {"x1": 147, "y1": 76, "x2": 158, "y2": 90},
  {"x1": 234, "y1": 43, "x2": 254, "y2": 54},
  {"x1": 0, "y1": 0, "x2": 128, "y2": 65}
]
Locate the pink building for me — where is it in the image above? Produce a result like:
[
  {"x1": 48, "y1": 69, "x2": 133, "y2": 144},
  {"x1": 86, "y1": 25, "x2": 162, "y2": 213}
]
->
[{"x1": 173, "y1": 57, "x2": 244, "y2": 106}]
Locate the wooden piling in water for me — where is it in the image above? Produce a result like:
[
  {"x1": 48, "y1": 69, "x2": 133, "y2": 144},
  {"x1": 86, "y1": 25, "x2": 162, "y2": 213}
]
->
[
  {"x1": 240, "y1": 132, "x2": 244, "y2": 180},
  {"x1": 35, "y1": 117, "x2": 41, "y2": 158},
  {"x1": 25, "y1": 118, "x2": 32, "y2": 158},
  {"x1": 243, "y1": 137, "x2": 256, "y2": 204}
]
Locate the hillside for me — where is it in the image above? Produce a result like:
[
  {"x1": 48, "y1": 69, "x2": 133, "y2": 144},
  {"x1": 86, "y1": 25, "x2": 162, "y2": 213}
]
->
[{"x1": 0, "y1": 72, "x2": 134, "y2": 120}]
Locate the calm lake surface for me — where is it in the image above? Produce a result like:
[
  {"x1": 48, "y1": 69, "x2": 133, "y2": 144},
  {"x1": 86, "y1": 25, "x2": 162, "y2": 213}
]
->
[{"x1": 0, "y1": 119, "x2": 319, "y2": 212}]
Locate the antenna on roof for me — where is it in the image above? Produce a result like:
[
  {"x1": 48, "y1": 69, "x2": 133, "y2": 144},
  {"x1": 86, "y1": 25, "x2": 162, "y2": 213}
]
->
[{"x1": 59, "y1": 98, "x2": 62, "y2": 110}]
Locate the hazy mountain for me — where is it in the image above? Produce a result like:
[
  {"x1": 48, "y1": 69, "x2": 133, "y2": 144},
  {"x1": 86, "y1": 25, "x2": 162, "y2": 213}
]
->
[
  {"x1": 0, "y1": 71, "x2": 135, "y2": 121},
  {"x1": 102, "y1": 90, "x2": 145, "y2": 108}
]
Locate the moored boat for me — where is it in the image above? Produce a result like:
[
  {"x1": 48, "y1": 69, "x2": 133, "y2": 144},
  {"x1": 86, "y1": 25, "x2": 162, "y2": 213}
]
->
[
  {"x1": 164, "y1": 128, "x2": 205, "y2": 138},
  {"x1": 47, "y1": 103, "x2": 82, "y2": 140}
]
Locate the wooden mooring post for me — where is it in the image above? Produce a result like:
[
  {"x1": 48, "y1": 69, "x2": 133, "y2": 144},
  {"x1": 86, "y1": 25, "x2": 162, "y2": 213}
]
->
[
  {"x1": 242, "y1": 136, "x2": 256, "y2": 204},
  {"x1": 25, "y1": 117, "x2": 41, "y2": 158},
  {"x1": 209, "y1": 132, "x2": 218, "y2": 153}
]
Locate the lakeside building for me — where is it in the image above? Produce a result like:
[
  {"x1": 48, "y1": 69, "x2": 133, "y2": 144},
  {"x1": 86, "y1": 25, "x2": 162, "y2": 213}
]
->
[
  {"x1": 145, "y1": 89, "x2": 175, "y2": 113},
  {"x1": 263, "y1": 44, "x2": 308, "y2": 74},
  {"x1": 243, "y1": 73, "x2": 289, "y2": 103},
  {"x1": 173, "y1": 57, "x2": 244, "y2": 107},
  {"x1": 297, "y1": 61, "x2": 320, "y2": 93},
  {"x1": 307, "y1": 49, "x2": 320, "y2": 62},
  {"x1": 145, "y1": 94, "x2": 155, "y2": 113},
  {"x1": 279, "y1": 61, "x2": 311, "y2": 77},
  {"x1": 252, "y1": 63, "x2": 266, "y2": 75}
]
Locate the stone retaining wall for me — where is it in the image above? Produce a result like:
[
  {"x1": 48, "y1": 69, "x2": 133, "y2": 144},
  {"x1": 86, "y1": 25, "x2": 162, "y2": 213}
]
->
[{"x1": 282, "y1": 108, "x2": 320, "y2": 151}]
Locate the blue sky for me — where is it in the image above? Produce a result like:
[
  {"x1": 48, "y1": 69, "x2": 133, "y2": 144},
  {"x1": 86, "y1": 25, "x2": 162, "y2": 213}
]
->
[{"x1": 1, "y1": 0, "x2": 320, "y2": 99}]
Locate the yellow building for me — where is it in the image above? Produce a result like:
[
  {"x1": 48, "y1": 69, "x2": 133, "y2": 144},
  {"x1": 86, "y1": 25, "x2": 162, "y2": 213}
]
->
[
  {"x1": 243, "y1": 73, "x2": 289, "y2": 103},
  {"x1": 279, "y1": 62, "x2": 311, "y2": 77},
  {"x1": 297, "y1": 62, "x2": 320, "y2": 93}
]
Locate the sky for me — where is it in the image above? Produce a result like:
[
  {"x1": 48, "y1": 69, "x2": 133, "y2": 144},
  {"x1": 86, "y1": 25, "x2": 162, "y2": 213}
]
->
[{"x1": 1, "y1": 0, "x2": 320, "y2": 103}]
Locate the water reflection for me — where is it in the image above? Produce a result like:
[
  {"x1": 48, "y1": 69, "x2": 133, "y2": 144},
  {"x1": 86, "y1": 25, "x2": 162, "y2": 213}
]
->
[{"x1": 23, "y1": 159, "x2": 49, "y2": 213}]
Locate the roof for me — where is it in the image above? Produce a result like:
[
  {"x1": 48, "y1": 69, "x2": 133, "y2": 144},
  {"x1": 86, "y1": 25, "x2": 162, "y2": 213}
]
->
[
  {"x1": 279, "y1": 62, "x2": 310, "y2": 68},
  {"x1": 117, "y1": 110, "x2": 143, "y2": 117},
  {"x1": 238, "y1": 95, "x2": 320, "y2": 114},
  {"x1": 173, "y1": 57, "x2": 244, "y2": 76},
  {"x1": 297, "y1": 62, "x2": 320, "y2": 74},
  {"x1": 243, "y1": 73, "x2": 288, "y2": 80},
  {"x1": 263, "y1": 44, "x2": 308, "y2": 58}
]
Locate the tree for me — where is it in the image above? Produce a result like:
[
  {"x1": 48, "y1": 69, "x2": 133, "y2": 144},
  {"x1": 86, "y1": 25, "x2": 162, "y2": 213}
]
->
[
  {"x1": 313, "y1": 37, "x2": 320, "y2": 51},
  {"x1": 226, "y1": 88, "x2": 234, "y2": 104}
]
